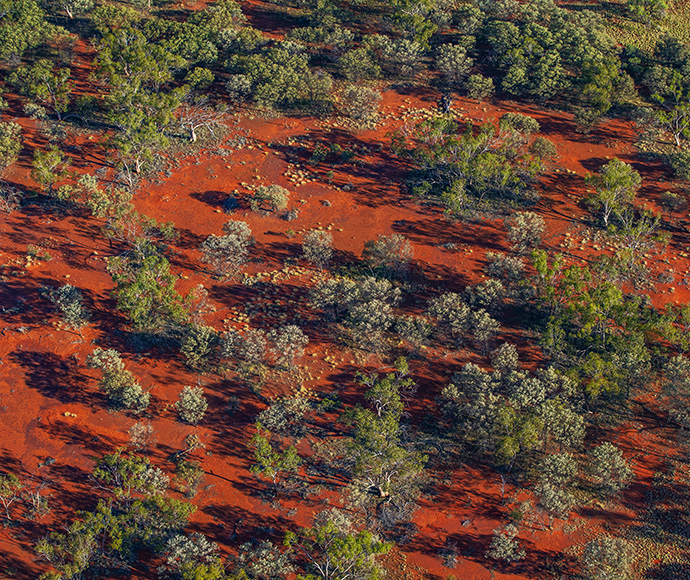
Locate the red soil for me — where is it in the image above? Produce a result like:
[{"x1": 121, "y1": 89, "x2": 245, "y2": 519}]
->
[{"x1": 1, "y1": 32, "x2": 689, "y2": 580}]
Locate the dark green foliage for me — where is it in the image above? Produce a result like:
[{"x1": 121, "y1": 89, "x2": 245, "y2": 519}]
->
[
  {"x1": 284, "y1": 509, "x2": 391, "y2": 580},
  {"x1": 9, "y1": 60, "x2": 73, "y2": 120},
  {"x1": 393, "y1": 115, "x2": 543, "y2": 216},
  {"x1": 0, "y1": 0, "x2": 63, "y2": 61},
  {"x1": 37, "y1": 451, "x2": 194, "y2": 580},
  {"x1": 107, "y1": 249, "x2": 187, "y2": 332},
  {"x1": 0, "y1": 122, "x2": 22, "y2": 173},
  {"x1": 181, "y1": 325, "x2": 220, "y2": 371},
  {"x1": 238, "y1": 45, "x2": 333, "y2": 113}
]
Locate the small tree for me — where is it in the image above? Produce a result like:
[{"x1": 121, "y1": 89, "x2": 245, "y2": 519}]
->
[
  {"x1": 86, "y1": 348, "x2": 150, "y2": 412},
  {"x1": 585, "y1": 158, "x2": 641, "y2": 227},
  {"x1": 175, "y1": 386, "x2": 208, "y2": 425},
  {"x1": 339, "y1": 85, "x2": 382, "y2": 121},
  {"x1": 200, "y1": 220, "x2": 253, "y2": 281},
  {"x1": 250, "y1": 184, "x2": 290, "y2": 213},
  {"x1": 32, "y1": 147, "x2": 68, "y2": 196},
  {"x1": 0, "y1": 122, "x2": 21, "y2": 173},
  {"x1": 0, "y1": 474, "x2": 22, "y2": 520},
  {"x1": 466, "y1": 74, "x2": 494, "y2": 101},
  {"x1": 505, "y1": 211, "x2": 546, "y2": 254},
  {"x1": 250, "y1": 423, "x2": 302, "y2": 496},
  {"x1": 588, "y1": 442, "x2": 633, "y2": 495},
  {"x1": 436, "y1": 43, "x2": 473, "y2": 87},
  {"x1": 581, "y1": 535, "x2": 635, "y2": 580},
  {"x1": 267, "y1": 325, "x2": 309, "y2": 370},
  {"x1": 485, "y1": 523, "x2": 525, "y2": 562},
  {"x1": 181, "y1": 325, "x2": 219, "y2": 372},
  {"x1": 9, "y1": 59, "x2": 72, "y2": 120},
  {"x1": 302, "y1": 230, "x2": 333, "y2": 269},
  {"x1": 177, "y1": 95, "x2": 224, "y2": 143},
  {"x1": 362, "y1": 233, "x2": 413, "y2": 277},
  {"x1": 284, "y1": 509, "x2": 392, "y2": 580}
]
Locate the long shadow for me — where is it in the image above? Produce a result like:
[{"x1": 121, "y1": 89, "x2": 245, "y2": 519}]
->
[{"x1": 10, "y1": 350, "x2": 93, "y2": 405}]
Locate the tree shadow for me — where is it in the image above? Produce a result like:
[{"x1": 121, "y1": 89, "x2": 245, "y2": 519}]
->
[{"x1": 10, "y1": 350, "x2": 93, "y2": 405}]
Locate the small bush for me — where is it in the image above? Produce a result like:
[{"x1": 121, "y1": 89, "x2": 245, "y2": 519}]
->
[
  {"x1": 268, "y1": 325, "x2": 309, "y2": 370},
  {"x1": 86, "y1": 348, "x2": 150, "y2": 413},
  {"x1": 436, "y1": 43, "x2": 473, "y2": 87},
  {"x1": 175, "y1": 386, "x2": 208, "y2": 425},
  {"x1": 44, "y1": 284, "x2": 89, "y2": 329},
  {"x1": 485, "y1": 524, "x2": 525, "y2": 562},
  {"x1": 200, "y1": 220, "x2": 253, "y2": 280},
  {"x1": 0, "y1": 182, "x2": 21, "y2": 213},
  {"x1": 529, "y1": 136, "x2": 558, "y2": 160},
  {"x1": 251, "y1": 184, "x2": 290, "y2": 213},
  {"x1": 581, "y1": 535, "x2": 635, "y2": 580},
  {"x1": 466, "y1": 74, "x2": 494, "y2": 101},
  {"x1": 181, "y1": 325, "x2": 219, "y2": 372},
  {"x1": 339, "y1": 85, "x2": 382, "y2": 121},
  {"x1": 588, "y1": 442, "x2": 633, "y2": 495},
  {"x1": 505, "y1": 212, "x2": 546, "y2": 254},
  {"x1": 302, "y1": 230, "x2": 333, "y2": 269},
  {"x1": 363, "y1": 234, "x2": 413, "y2": 277}
]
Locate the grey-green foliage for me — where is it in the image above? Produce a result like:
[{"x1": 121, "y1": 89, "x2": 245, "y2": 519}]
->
[
  {"x1": 302, "y1": 230, "x2": 333, "y2": 269},
  {"x1": 662, "y1": 355, "x2": 690, "y2": 431},
  {"x1": 362, "y1": 233, "x2": 413, "y2": 277},
  {"x1": 339, "y1": 84, "x2": 382, "y2": 121},
  {"x1": 534, "y1": 452, "x2": 579, "y2": 521},
  {"x1": 395, "y1": 315, "x2": 432, "y2": 351},
  {"x1": 470, "y1": 308, "x2": 500, "y2": 352},
  {"x1": 86, "y1": 348, "x2": 150, "y2": 412},
  {"x1": 464, "y1": 279, "x2": 505, "y2": 312},
  {"x1": 267, "y1": 324, "x2": 309, "y2": 369},
  {"x1": 364, "y1": 34, "x2": 423, "y2": 77},
  {"x1": 426, "y1": 292, "x2": 471, "y2": 347},
  {"x1": 311, "y1": 276, "x2": 401, "y2": 350},
  {"x1": 581, "y1": 535, "x2": 635, "y2": 580},
  {"x1": 505, "y1": 211, "x2": 546, "y2": 254},
  {"x1": 181, "y1": 325, "x2": 219, "y2": 372},
  {"x1": 436, "y1": 43, "x2": 474, "y2": 87},
  {"x1": 491, "y1": 343, "x2": 519, "y2": 374},
  {"x1": 200, "y1": 220, "x2": 253, "y2": 280},
  {"x1": 236, "y1": 539, "x2": 295, "y2": 580},
  {"x1": 175, "y1": 386, "x2": 208, "y2": 425},
  {"x1": 339, "y1": 47, "x2": 381, "y2": 81},
  {"x1": 220, "y1": 328, "x2": 268, "y2": 366},
  {"x1": 588, "y1": 442, "x2": 633, "y2": 495},
  {"x1": 485, "y1": 523, "x2": 525, "y2": 562},
  {"x1": 160, "y1": 533, "x2": 222, "y2": 579},
  {"x1": 45, "y1": 284, "x2": 89, "y2": 329},
  {"x1": 256, "y1": 395, "x2": 310, "y2": 439},
  {"x1": 439, "y1": 354, "x2": 584, "y2": 465}
]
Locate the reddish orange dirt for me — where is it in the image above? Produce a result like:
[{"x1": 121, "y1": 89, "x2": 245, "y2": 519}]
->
[{"x1": 1, "y1": 61, "x2": 688, "y2": 580}]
